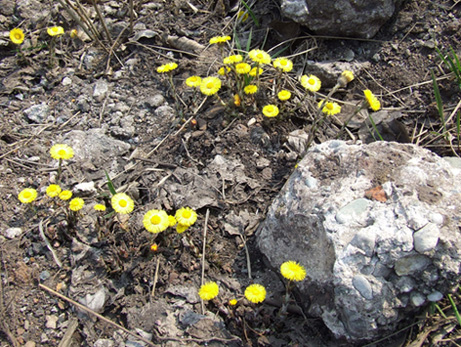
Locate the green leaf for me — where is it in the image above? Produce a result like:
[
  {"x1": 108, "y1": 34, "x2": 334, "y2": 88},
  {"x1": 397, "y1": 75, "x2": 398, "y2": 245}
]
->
[{"x1": 104, "y1": 170, "x2": 117, "y2": 196}]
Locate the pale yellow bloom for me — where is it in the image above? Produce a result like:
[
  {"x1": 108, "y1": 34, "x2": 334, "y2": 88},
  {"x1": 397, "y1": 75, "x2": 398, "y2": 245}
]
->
[
  {"x1": 301, "y1": 75, "x2": 321, "y2": 92},
  {"x1": 318, "y1": 100, "x2": 341, "y2": 115},
  {"x1": 47, "y1": 26, "x2": 65, "y2": 37},
  {"x1": 364, "y1": 89, "x2": 381, "y2": 111}
]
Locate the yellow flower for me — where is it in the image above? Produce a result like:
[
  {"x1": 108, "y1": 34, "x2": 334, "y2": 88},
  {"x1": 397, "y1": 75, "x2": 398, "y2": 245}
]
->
[
  {"x1": 46, "y1": 184, "x2": 62, "y2": 198},
  {"x1": 59, "y1": 190, "x2": 73, "y2": 200},
  {"x1": 198, "y1": 281, "x2": 219, "y2": 301},
  {"x1": 176, "y1": 224, "x2": 189, "y2": 233},
  {"x1": 94, "y1": 204, "x2": 106, "y2": 211},
  {"x1": 157, "y1": 62, "x2": 178, "y2": 73},
  {"x1": 229, "y1": 299, "x2": 238, "y2": 306},
  {"x1": 143, "y1": 209, "x2": 169, "y2": 233},
  {"x1": 168, "y1": 215, "x2": 177, "y2": 227},
  {"x1": 150, "y1": 243, "x2": 158, "y2": 251},
  {"x1": 280, "y1": 261, "x2": 306, "y2": 281},
  {"x1": 69, "y1": 197, "x2": 84, "y2": 211},
  {"x1": 223, "y1": 55, "x2": 243, "y2": 64},
  {"x1": 237, "y1": 10, "x2": 249, "y2": 22},
  {"x1": 47, "y1": 26, "x2": 65, "y2": 37},
  {"x1": 273, "y1": 57, "x2": 293, "y2": 72},
  {"x1": 18, "y1": 188, "x2": 37, "y2": 204},
  {"x1": 50, "y1": 144, "x2": 74, "y2": 160},
  {"x1": 249, "y1": 67, "x2": 263, "y2": 77},
  {"x1": 318, "y1": 100, "x2": 341, "y2": 115},
  {"x1": 175, "y1": 207, "x2": 197, "y2": 227},
  {"x1": 244, "y1": 84, "x2": 258, "y2": 95},
  {"x1": 70, "y1": 29, "x2": 78, "y2": 39},
  {"x1": 234, "y1": 94, "x2": 241, "y2": 107},
  {"x1": 301, "y1": 75, "x2": 321, "y2": 92},
  {"x1": 218, "y1": 67, "x2": 231, "y2": 76},
  {"x1": 248, "y1": 49, "x2": 271, "y2": 65},
  {"x1": 342, "y1": 70, "x2": 354, "y2": 83},
  {"x1": 262, "y1": 104, "x2": 279, "y2": 118},
  {"x1": 363, "y1": 89, "x2": 381, "y2": 111},
  {"x1": 10, "y1": 28, "x2": 25, "y2": 45},
  {"x1": 209, "y1": 35, "x2": 231, "y2": 45},
  {"x1": 200, "y1": 77, "x2": 221, "y2": 96},
  {"x1": 186, "y1": 76, "x2": 202, "y2": 88},
  {"x1": 244, "y1": 284, "x2": 266, "y2": 304},
  {"x1": 278, "y1": 90, "x2": 291, "y2": 101},
  {"x1": 111, "y1": 193, "x2": 134, "y2": 214},
  {"x1": 235, "y1": 63, "x2": 251, "y2": 75}
]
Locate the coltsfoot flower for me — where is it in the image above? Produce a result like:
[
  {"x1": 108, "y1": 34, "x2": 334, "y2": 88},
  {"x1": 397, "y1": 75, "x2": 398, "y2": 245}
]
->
[
  {"x1": 364, "y1": 89, "x2": 381, "y2": 111},
  {"x1": 278, "y1": 90, "x2": 291, "y2": 101},
  {"x1": 200, "y1": 77, "x2": 221, "y2": 96},
  {"x1": 176, "y1": 224, "x2": 189, "y2": 233},
  {"x1": 273, "y1": 57, "x2": 293, "y2": 72},
  {"x1": 198, "y1": 281, "x2": 219, "y2": 301},
  {"x1": 338, "y1": 70, "x2": 354, "y2": 87},
  {"x1": 244, "y1": 284, "x2": 266, "y2": 304},
  {"x1": 218, "y1": 66, "x2": 231, "y2": 76},
  {"x1": 168, "y1": 215, "x2": 177, "y2": 227},
  {"x1": 69, "y1": 197, "x2": 84, "y2": 211},
  {"x1": 10, "y1": 28, "x2": 25, "y2": 45},
  {"x1": 223, "y1": 55, "x2": 243, "y2": 65},
  {"x1": 234, "y1": 94, "x2": 241, "y2": 107},
  {"x1": 318, "y1": 100, "x2": 341, "y2": 115},
  {"x1": 47, "y1": 26, "x2": 65, "y2": 37},
  {"x1": 249, "y1": 67, "x2": 263, "y2": 77},
  {"x1": 46, "y1": 184, "x2": 62, "y2": 198},
  {"x1": 262, "y1": 104, "x2": 279, "y2": 118},
  {"x1": 50, "y1": 144, "x2": 74, "y2": 160},
  {"x1": 280, "y1": 261, "x2": 307, "y2": 281},
  {"x1": 111, "y1": 193, "x2": 134, "y2": 214},
  {"x1": 185, "y1": 76, "x2": 202, "y2": 88},
  {"x1": 175, "y1": 207, "x2": 197, "y2": 227},
  {"x1": 143, "y1": 209, "x2": 169, "y2": 233},
  {"x1": 157, "y1": 62, "x2": 178, "y2": 73},
  {"x1": 244, "y1": 84, "x2": 258, "y2": 95},
  {"x1": 18, "y1": 188, "x2": 37, "y2": 204},
  {"x1": 94, "y1": 204, "x2": 106, "y2": 211},
  {"x1": 209, "y1": 35, "x2": 231, "y2": 45},
  {"x1": 229, "y1": 299, "x2": 238, "y2": 306},
  {"x1": 235, "y1": 63, "x2": 251, "y2": 75},
  {"x1": 59, "y1": 190, "x2": 73, "y2": 201},
  {"x1": 301, "y1": 75, "x2": 321, "y2": 92},
  {"x1": 248, "y1": 49, "x2": 271, "y2": 65}
]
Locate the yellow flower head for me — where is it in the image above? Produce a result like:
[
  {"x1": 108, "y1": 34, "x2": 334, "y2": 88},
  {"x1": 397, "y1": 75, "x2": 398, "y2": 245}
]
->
[
  {"x1": 10, "y1": 28, "x2": 25, "y2": 45},
  {"x1": 244, "y1": 84, "x2": 258, "y2": 95},
  {"x1": 249, "y1": 67, "x2": 263, "y2": 77},
  {"x1": 176, "y1": 224, "x2": 189, "y2": 234},
  {"x1": 235, "y1": 63, "x2": 251, "y2": 75},
  {"x1": 69, "y1": 197, "x2": 84, "y2": 211},
  {"x1": 262, "y1": 104, "x2": 279, "y2": 118},
  {"x1": 186, "y1": 76, "x2": 202, "y2": 88},
  {"x1": 248, "y1": 49, "x2": 271, "y2": 65},
  {"x1": 157, "y1": 62, "x2": 178, "y2": 73},
  {"x1": 318, "y1": 100, "x2": 341, "y2": 115},
  {"x1": 237, "y1": 10, "x2": 249, "y2": 22},
  {"x1": 301, "y1": 75, "x2": 321, "y2": 92},
  {"x1": 244, "y1": 284, "x2": 266, "y2": 304},
  {"x1": 223, "y1": 55, "x2": 243, "y2": 65},
  {"x1": 18, "y1": 188, "x2": 37, "y2": 204},
  {"x1": 218, "y1": 66, "x2": 231, "y2": 76},
  {"x1": 150, "y1": 243, "x2": 158, "y2": 252},
  {"x1": 273, "y1": 57, "x2": 293, "y2": 72},
  {"x1": 198, "y1": 281, "x2": 219, "y2": 301},
  {"x1": 278, "y1": 90, "x2": 291, "y2": 101},
  {"x1": 59, "y1": 190, "x2": 73, "y2": 201},
  {"x1": 200, "y1": 77, "x2": 221, "y2": 96},
  {"x1": 175, "y1": 207, "x2": 197, "y2": 227},
  {"x1": 47, "y1": 26, "x2": 65, "y2": 37},
  {"x1": 280, "y1": 261, "x2": 306, "y2": 282},
  {"x1": 229, "y1": 298, "x2": 238, "y2": 306},
  {"x1": 363, "y1": 89, "x2": 381, "y2": 111},
  {"x1": 46, "y1": 184, "x2": 62, "y2": 198},
  {"x1": 70, "y1": 29, "x2": 78, "y2": 39},
  {"x1": 234, "y1": 94, "x2": 241, "y2": 107},
  {"x1": 168, "y1": 215, "x2": 177, "y2": 227},
  {"x1": 209, "y1": 35, "x2": 231, "y2": 45},
  {"x1": 338, "y1": 70, "x2": 354, "y2": 87},
  {"x1": 143, "y1": 209, "x2": 170, "y2": 233},
  {"x1": 94, "y1": 204, "x2": 106, "y2": 211},
  {"x1": 50, "y1": 144, "x2": 74, "y2": 160},
  {"x1": 111, "y1": 193, "x2": 134, "y2": 214}
]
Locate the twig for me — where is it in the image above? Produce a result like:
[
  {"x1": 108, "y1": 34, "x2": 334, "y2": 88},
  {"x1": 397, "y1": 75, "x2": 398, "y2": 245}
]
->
[
  {"x1": 39, "y1": 283, "x2": 157, "y2": 347},
  {"x1": 151, "y1": 257, "x2": 160, "y2": 298},
  {"x1": 200, "y1": 209, "x2": 210, "y2": 314},
  {"x1": 240, "y1": 235, "x2": 252, "y2": 279},
  {"x1": 39, "y1": 219, "x2": 62, "y2": 268},
  {"x1": 92, "y1": 0, "x2": 113, "y2": 45},
  {"x1": 57, "y1": 317, "x2": 79, "y2": 347},
  {"x1": 129, "y1": 0, "x2": 134, "y2": 34},
  {"x1": 0, "y1": 277, "x2": 20, "y2": 347}
]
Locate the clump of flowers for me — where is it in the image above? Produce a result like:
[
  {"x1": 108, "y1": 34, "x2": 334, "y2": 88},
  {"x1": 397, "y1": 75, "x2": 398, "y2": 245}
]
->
[
  {"x1": 111, "y1": 193, "x2": 134, "y2": 214},
  {"x1": 143, "y1": 209, "x2": 170, "y2": 234},
  {"x1": 244, "y1": 284, "x2": 266, "y2": 304},
  {"x1": 364, "y1": 89, "x2": 381, "y2": 111},
  {"x1": 18, "y1": 188, "x2": 37, "y2": 204},
  {"x1": 280, "y1": 261, "x2": 306, "y2": 282},
  {"x1": 198, "y1": 281, "x2": 219, "y2": 301}
]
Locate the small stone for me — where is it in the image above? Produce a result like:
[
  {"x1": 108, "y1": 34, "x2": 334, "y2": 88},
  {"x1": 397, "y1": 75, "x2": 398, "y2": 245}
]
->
[
  {"x1": 413, "y1": 223, "x2": 440, "y2": 253},
  {"x1": 427, "y1": 291, "x2": 443, "y2": 302},
  {"x1": 335, "y1": 198, "x2": 369, "y2": 224},
  {"x1": 144, "y1": 94, "x2": 165, "y2": 108},
  {"x1": 410, "y1": 292, "x2": 425, "y2": 307},
  {"x1": 352, "y1": 275, "x2": 373, "y2": 299},
  {"x1": 45, "y1": 315, "x2": 58, "y2": 329},
  {"x1": 39, "y1": 271, "x2": 51, "y2": 281},
  {"x1": 93, "y1": 80, "x2": 109, "y2": 102},
  {"x1": 62, "y1": 77, "x2": 72, "y2": 86},
  {"x1": 24, "y1": 341, "x2": 36, "y2": 347},
  {"x1": 24, "y1": 103, "x2": 49, "y2": 123},
  {"x1": 73, "y1": 181, "x2": 97, "y2": 194},
  {"x1": 3, "y1": 227, "x2": 22, "y2": 239},
  {"x1": 394, "y1": 255, "x2": 432, "y2": 276}
]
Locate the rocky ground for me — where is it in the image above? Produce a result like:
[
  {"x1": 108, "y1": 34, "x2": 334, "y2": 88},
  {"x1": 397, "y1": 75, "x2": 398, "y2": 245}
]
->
[{"x1": 0, "y1": 0, "x2": 460, "y2": 346}]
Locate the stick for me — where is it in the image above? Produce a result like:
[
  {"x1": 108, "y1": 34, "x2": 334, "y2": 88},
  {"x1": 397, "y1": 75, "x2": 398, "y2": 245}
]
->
[
  {"x1": 151, "y1": 257, "x2": 160, "y2": 298},
  {"x1": 200, "y1": 209, "x2": 210, "y2": 314},
  {"x1": 38, "y1": 219, "x2": 62, "y2": 268},
  {"x1": 39, "y1": 283, "x2": 156, "y2": 347}
]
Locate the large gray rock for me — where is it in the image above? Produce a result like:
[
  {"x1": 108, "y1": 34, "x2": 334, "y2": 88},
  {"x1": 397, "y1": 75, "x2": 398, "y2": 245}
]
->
[
  {"x1": 281, "y1": 0, "x2": 402, "y2": 38},
  {"x1": 256, "y1": 140, "x2": 461, "y2": 342}
]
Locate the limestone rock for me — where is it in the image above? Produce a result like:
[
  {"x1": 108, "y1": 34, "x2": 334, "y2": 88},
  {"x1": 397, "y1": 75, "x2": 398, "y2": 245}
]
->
[
  {"x1": 256, "y1": 140, "x2": 461, "y2": 342},
  {"x1": 281, "y1": 0, "x2": 403, "y2": 38}
]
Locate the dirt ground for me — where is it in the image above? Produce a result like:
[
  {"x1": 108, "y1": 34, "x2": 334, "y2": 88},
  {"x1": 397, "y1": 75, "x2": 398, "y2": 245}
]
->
[{"x1": 1, "y1": 0, "x2": 460, "y2": 346}]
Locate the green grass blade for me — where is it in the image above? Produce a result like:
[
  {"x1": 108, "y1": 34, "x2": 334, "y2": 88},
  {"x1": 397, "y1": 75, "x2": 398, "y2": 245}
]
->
[
  {"x1": 434, "y1": 303, "x2": 448, "y2": 319},
  {"x1": 457, "y1": 111, "x2": 460, "y2": 147},
  {"x1": 240, "y1": 0, "x2": 259, "y2": 27},
  {"x1": 448, "y1": 294, "x2": 461, "y2": 326},
  {"x1": 368, "y1": 114, "x2": 384, "y2": 141},
  {"x1": 431, "y1": 70, "x2": 447, "y2": 137},
  {"x1": 104, "y1": 170, "x2": 117, "y2": 196},
  {"x1": 246, "y1": 27, "x2": 253, "y2": 53}
]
